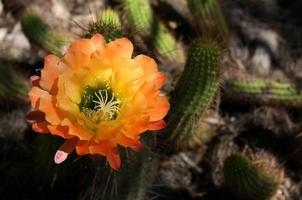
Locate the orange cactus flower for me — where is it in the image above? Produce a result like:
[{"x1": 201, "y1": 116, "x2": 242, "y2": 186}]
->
[{"x1": 27, "y1": 34, "x2": 170, "y2": 170}]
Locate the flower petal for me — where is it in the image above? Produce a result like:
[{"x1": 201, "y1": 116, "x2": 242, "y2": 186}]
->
[
  {"x1": 68, "y1": 39, "x2": 96, "y2": 56},
  {"x1": 48, "y1": 125, "x2": 73, "y2": 139},
  {"x1": 91, "y1": 33, "x2": 105, "y2": 51},
  {"x1": 153, "y1": 72, "x2": 166, "y2": 89},
  {"x1": 61, "y1": 119, "x2": 93, "y2": 140},
  {"x1": 39, "y1": 55, "x2": 61, "y2": 92},
  {"x1": 106, "y1": 147, "x2": 121, "y2": 170},
  {"x1": 134, "y1": 54, "x2": 158, "y2": 81},
  {"x1": 105, "y1": 38, "x2": 133, "y2": 59},
  {"x1": 148, "y1": 96, "x2": 170, "y2": 121},
  {"x1": 30, "y1": 75, "x2": 40, "y2": 86},
  {"x1": 76, "y1": 141, "x2": 90, "y2": 155},
  {"x1": 26, "y1": 110, "x2": 45, "y2": 121},
  {"x1": 62, "y1": 51, "x2": 90, "y2": 69},
  {"x1": 32, "y1": 121, "x2": 49, "y2": 133},
  {"x1": 54, "y1": 137, "x2": 78, "y2": 164},
  {"x1": 39, "y1": 94, "x2": 62, "y2": 125},
  {"x1": 122, "y1": 116, "x2": 149, "y2": 139},
  {"x1": 148, "y1": 120, "x2": 166, "y2": 130},
  {"x1": 116, "y1": 134, "x2": 144, "y2": 152},
  {"x1": 28, "y1": 86, "x2": 48, "y2": 108}
]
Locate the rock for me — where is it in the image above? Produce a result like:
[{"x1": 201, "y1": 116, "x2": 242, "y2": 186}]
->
[
  {"x1": 249, "y1": 47, "x2": 272, "y2": 75},
  {"x1": 0, "y1": 28, "x2": 7, "y2": 41},
  {"x1": 51, "y1": 0, "x2": 70, "y2": 20}
]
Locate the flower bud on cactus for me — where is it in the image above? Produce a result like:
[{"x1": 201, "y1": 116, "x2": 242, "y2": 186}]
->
[{"x1": 85, "y1": 9, "x2": 123, "y2": 43}]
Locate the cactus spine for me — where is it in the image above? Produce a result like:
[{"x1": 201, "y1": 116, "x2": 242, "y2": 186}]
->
[
  {"x1": 228, "y1": 78, "x2": 302, "y2": 107},
  {"x1": 165, "y1": 39, "x2": 220, "y2": 149},
  {"x1": 187, "y1": 0, "x2": 229, "y2": 39},
  {"x1": 123, "y1": 0, "x2": 185, "y2": 62},
  {"x1": 20, "y1": 13, "x2": 69, "y2": 56},
  {"x1": 85, "y1": 9, "x2": 123, "y2": 43},
  {"x1": 223, "y1": 154, "x2": 278, "y2": 200}
]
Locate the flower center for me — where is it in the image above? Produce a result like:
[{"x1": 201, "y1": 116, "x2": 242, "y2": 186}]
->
[{"x1": 78, "y1": 84, "x2": 121, "y2": 123}]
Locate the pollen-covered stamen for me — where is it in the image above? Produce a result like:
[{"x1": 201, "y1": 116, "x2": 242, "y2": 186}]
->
[{"x1": 93, "y1": 89, "x2": 121, "y2": 120}]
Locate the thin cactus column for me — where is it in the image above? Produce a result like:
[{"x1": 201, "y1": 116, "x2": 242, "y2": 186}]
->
[
  {"x1": 123, "y1": 0, "x2": 185, "y2": 63},
  {"x1": 187, "y1": 0, "x2": 229, "y2": 40},
  {"x1": 164, "y1": 39, "x2": 221, "y2": 150},
  {"x1": 226, "y1": 77, "x2": 302, "y2": 107},
  {"x1": 20, "y1": 13, "x2": 69, "y2": 56}
]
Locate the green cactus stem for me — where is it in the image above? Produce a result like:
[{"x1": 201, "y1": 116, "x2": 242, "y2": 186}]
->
[
  {"x1": 164, "y1": 39, "x2": 220, "y2": 150},
  {"x1": 114, "y1": 148, "x2": 159, "y2": 200},
  {"x1": 20, "y1": 13, "x2": 69, "y2": 56},
  {"x1": 85, "y1": 9, "x2": 123, "y2": 43},
  {"x1": 0, "y1": 60, "x2": 29, "y2": 102},
  {"x1": 226, "y1": 77, "x2": 302, "y2": 107},
  {"x1": 123, "y1": 0, "x2": 185, "y2": 63},
  {"x1": 223, "y1": 154, "x2": 278, "y2": 200},
  {"x1": 97, "y1": 136, "x2": 159, "y2": 200},
  {"x1": 187, "y1": 0, "x2": 229, "y2": 40}
]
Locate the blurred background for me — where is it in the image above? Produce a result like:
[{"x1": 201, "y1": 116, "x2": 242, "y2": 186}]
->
[{"x1": 1, "y1": 0, "x2": 302, "y2": 199}]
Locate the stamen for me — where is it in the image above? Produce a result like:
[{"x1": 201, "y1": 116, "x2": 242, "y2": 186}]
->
[{"x1": 92, "y1": 89, "x2": 121, "y2": 120}]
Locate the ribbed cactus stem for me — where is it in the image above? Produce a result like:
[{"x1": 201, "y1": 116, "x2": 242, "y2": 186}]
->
[
  {"x1": 0, "y1": 61, "x2": 29, "y2": 101},
  {"x1": 124, "y1": 0, "x2": 184, "y2": 62},
  {"x1": 223, "y1": 154, "x2": 278, "y2": 200},
  {"x1": 165, "y1": 39, "x2": 220, "y2": 149},
  {"x1": 228, "y1": 78, "x2": 302, "y2": 107},
  {"x1": 85, "y1": 9, "x2": 123, "y2": 43},
  {"x1": 187, "y1": 0, "x2": 229, "y2": 39},
  {"x1": 115, "y1": 149, "x2": 159, "y2": 200},
  {"x1": 20, "y1": 13, "x2": 69, "y2": 56}
]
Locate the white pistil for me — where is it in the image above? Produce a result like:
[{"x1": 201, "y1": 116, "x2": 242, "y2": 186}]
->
[{"x1": 93, "y1": 89, "x2": 121, "y2": 120}]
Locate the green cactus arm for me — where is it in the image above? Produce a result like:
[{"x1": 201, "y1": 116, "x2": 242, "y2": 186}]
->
[
  {"x1": 227, "y1": 78, "x2": 302, "y2": 106},
  {"x1": 85, "y1": 8, "x2": 123, "y2": 43},
  {"x1": 0, "y1": 61, "x2": 29, "y2": 102},
  {"x1": 20, "y1": 13, "x2": 70, "y2": 56},
  {"x1": 223, "y1": 154, "x2": 278, "y2": 200},
  {"x1": 164, "y1": 39, "x2": 220, "y2": 149},
  {"x1": 187, "y1": 0, "x2": 229, "y2": 39},
  {"x1": 123, "y1": 0, "x2": 185, "y2": 62},
  {"x1": 97, "y1": 135, "x2": 159, "y2": 200},
  {"x1": 114, "y1": 148, "x2": 159, "y2": 200}
]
